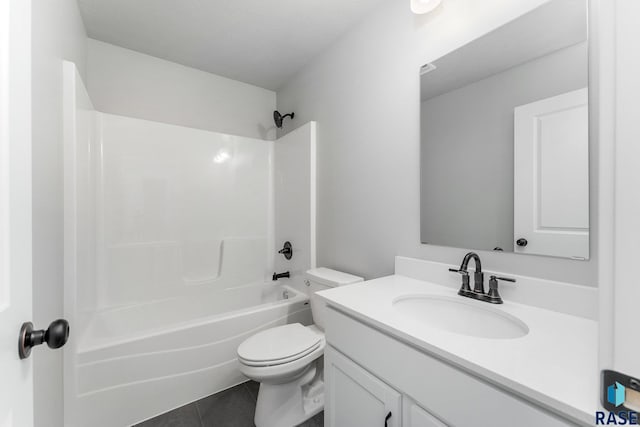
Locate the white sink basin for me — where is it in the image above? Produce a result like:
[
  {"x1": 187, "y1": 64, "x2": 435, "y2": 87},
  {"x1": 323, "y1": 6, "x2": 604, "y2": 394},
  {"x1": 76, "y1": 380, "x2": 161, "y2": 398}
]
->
[{"x1": 393, "y1": 295, "x2": 529, "y2": 339}]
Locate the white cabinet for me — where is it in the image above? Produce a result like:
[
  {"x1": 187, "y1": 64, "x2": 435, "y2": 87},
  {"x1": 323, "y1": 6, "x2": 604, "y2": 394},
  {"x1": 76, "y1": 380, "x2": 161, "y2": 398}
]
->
[
  {"x1": 324, "y1": 307, "x2": 580, "y2": 427},
  {"x1": 403, "y1": 399, "x2": 447, "y2": 427},
  {"x1": 325, "y1": 344, "x2": 447, "y2": 427},
  {"x1": 325, "y1": 345, "x2": 402, "y2": 427}
]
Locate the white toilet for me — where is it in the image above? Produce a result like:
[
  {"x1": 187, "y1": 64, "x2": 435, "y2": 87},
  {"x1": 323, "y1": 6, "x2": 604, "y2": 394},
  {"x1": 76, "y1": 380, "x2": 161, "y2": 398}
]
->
[{"x1": 237, "y1": 267, "x2": 363, "y2": 427}]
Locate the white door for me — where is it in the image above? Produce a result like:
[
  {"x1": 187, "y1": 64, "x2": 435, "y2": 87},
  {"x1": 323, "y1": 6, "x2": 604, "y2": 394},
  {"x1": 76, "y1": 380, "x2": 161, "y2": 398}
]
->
[
  {"x1": 514, "y1": 88, "x2": 589, "y2": 259},
  {"x1": 325, "y1": 345, "x2": 402, "y2": 427},
  {"x1": 0, "y1": 0, "x2": 34, "y2": 426}
]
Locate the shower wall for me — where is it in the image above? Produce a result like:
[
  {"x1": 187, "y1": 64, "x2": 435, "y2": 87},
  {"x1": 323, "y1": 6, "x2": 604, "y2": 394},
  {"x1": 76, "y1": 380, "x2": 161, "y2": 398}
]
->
[
  {"x1": 63, "y1": 59, "x2": 282, "y2": 324},
  {"x1": 274, "y1": 122, "x2": 317, "y2": 277},
  {"x1": 86, "y1": 113, "x2": 273, "y2": 311},
  {"x1": 63, "y1": 59, "x2": 323, "y2": 324},
  {"x1": 64, "y1": 56, "x2": 279, "y2": 331}
]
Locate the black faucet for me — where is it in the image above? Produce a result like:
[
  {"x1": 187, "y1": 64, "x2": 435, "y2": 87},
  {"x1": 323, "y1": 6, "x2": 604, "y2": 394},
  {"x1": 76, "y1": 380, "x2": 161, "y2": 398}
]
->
[
  {"x1": 460, "y1": 252, "x2": 484, "y2": 294},
  {"x1": 278, "y1": 241, "x2": 293, "y2": 260},
  {"x1": 449, "y1": 252, "x2": 515, "y2": 304},
  {"x1": 272, "y1": 271, "x2": 290, "y2": 281}
]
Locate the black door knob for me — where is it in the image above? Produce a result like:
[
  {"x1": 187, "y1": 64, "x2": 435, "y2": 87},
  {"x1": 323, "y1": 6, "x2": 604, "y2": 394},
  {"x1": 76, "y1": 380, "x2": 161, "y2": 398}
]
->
[
  {"x1": 516, "y1": 238, "x2": 528, "y2": 247},
  {"x1": 19, "y1": 319, "x2": 70, "y2": 359}
]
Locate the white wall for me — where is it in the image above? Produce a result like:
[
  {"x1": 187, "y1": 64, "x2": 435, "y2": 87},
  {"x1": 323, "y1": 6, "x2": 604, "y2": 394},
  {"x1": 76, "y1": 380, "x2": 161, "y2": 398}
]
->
[
  {"x1": 277, "y1": 0, "x2": 598, "y2": 286},
  {"x1": 274, "y1": 122, "x2": 317, "y2": 279},
  {"x1": 611, "y1": 0, "x2": 640, "y2": 382},
  {"x1": 31, "y1": 1, "x2": 88, "y2": 426},
  {"x1": 598, "y1": 0, "x2": 640, "y2": 386},
  {"x1": 87, "y1": 39, "x2": 277, "y2": 140}
]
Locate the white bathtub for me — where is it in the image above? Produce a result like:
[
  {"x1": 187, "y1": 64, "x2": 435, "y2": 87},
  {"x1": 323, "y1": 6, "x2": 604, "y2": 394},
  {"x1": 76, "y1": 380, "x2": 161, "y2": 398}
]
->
[{"x1": 67, "y1": 282, "x2": 312, "y2": 427}]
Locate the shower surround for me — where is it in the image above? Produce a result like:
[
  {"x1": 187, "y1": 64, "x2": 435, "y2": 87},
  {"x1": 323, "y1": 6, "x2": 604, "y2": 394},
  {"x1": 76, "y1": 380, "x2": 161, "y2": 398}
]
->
[{"x1": 62, "y1": 62, "x2": 317, "y2": 426}]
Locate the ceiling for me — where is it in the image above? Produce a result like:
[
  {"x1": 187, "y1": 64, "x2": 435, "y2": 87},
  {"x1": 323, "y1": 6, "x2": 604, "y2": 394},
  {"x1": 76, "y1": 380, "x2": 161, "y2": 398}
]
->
[{"x1": 77, "y1": 0, "x2": 386, "y2": 91}]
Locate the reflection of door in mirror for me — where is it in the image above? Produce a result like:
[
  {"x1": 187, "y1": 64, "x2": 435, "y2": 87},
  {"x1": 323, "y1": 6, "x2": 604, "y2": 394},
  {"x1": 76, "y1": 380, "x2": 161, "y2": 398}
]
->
[{"x1": 514, "y1": 88, "x2": 589, "y2": 259}]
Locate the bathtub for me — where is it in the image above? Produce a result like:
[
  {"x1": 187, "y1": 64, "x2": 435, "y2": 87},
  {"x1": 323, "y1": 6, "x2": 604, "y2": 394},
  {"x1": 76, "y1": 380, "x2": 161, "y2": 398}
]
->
[{"x1": 67, "y1": 281, "x2": 312, "y2": 427}]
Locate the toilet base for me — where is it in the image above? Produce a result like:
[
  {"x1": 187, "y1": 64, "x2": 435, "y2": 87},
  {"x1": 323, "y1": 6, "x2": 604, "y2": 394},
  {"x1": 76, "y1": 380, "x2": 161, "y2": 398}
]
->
[{"x1": 254, "y1": 360, "x2": 324, "y2": 427}]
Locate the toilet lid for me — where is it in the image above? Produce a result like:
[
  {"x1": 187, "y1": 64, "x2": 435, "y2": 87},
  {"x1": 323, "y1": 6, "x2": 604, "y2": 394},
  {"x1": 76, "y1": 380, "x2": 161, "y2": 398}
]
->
[{"x1": 237, "y1": 323, "x2": 322, "y2": 366}]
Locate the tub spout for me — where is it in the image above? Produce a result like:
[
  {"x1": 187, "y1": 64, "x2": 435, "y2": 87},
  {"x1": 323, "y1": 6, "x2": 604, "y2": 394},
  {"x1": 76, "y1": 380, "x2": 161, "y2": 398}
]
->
[{"x1": 272, "y1": 271, "x2": 290, "y2": 281}]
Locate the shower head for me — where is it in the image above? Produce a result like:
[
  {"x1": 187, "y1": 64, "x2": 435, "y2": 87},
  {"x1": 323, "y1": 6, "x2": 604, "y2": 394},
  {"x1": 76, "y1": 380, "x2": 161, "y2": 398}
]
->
[{"x1": 273, "y1": 110, "x2": 295, "y2": 129}]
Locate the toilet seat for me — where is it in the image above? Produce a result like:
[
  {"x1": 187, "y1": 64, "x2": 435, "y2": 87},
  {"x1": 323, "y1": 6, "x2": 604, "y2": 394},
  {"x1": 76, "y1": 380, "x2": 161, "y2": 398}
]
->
[
  {"x1": 239, "y1": 341, "x2": 322, "y2": 367},
  {"x1": 238, "y1": 340, "x2": 325, "y2": 384},
  {"x1": 238, "y1": 323, "x2": 322, "y2": 367}
]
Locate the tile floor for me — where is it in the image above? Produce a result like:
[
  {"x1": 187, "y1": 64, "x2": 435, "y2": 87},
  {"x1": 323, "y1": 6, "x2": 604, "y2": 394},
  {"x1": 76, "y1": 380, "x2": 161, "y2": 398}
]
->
[{"x1": 134, "y1": 381, "x2": 324, "y2": 427}]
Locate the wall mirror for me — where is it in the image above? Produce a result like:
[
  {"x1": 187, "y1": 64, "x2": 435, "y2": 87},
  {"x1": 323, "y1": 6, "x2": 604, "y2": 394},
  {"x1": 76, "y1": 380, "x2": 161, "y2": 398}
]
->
[{"x1": 420, "y1": 0, "x2": 589, "y2": 260}]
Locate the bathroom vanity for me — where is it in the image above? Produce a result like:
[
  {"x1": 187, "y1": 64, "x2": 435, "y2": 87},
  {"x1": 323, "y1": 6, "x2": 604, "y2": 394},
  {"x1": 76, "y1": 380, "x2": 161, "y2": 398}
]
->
[{"x1": 318, "y1": 257, "x2": 598, "y2": 427}]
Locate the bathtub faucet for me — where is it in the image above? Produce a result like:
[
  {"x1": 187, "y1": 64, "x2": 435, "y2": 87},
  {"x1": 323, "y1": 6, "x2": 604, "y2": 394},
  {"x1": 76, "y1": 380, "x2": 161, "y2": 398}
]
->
[{"x1": 272, "y1": 271, "x2": 290, "y2": 281}]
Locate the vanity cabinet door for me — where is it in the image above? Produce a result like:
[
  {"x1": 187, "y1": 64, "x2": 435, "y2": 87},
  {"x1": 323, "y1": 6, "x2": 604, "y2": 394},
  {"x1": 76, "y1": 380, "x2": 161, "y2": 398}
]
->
[
  {"x1": 404, "y1": 399, "x2": 447, "y2": 427},
  {"x1": 325, "y1": 345, "x2": 402, "y2": 427}
]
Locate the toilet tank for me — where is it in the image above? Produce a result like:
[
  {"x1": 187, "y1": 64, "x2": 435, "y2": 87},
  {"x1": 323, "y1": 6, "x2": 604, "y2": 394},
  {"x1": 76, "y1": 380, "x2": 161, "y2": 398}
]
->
[{"x1": 305, "y1": 267, "x2": 363, "y2": 330}]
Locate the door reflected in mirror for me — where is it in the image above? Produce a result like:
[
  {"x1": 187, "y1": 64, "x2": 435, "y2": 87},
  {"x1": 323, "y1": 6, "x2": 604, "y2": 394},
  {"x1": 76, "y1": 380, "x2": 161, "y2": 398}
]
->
[{"x1": 419, "y1": 0, "x2": 589, "y2": 260}]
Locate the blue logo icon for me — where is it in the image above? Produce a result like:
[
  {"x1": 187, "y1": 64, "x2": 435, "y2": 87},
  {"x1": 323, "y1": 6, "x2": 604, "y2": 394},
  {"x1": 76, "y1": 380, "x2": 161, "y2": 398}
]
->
[{"x1": 608, "y1": 382, "x2": 626, "y2": 407}]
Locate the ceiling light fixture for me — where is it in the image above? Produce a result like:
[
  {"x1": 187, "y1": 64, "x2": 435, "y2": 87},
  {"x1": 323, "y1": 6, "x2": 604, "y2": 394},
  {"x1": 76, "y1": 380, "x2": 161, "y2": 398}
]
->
[{"x1": 411, "y1": 0, "x2": 442, "y2": 14}]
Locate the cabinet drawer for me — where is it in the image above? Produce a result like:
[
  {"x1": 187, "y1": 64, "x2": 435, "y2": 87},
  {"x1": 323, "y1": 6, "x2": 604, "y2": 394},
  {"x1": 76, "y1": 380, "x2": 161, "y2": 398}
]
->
[{"x1": 325, "y1": 307, "x2": 579, "y2": 427}]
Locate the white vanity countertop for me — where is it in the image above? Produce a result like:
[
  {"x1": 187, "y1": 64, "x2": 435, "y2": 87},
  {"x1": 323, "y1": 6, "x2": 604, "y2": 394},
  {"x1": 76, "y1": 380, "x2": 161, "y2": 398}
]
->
[{"x1": 317, "y1": 274, "x2": 599, "y2": 425}]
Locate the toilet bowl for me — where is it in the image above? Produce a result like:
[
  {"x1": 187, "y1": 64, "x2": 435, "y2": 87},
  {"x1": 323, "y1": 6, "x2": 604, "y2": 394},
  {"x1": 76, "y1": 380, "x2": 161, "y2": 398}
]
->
[{"x1": 237, "y1": 268, "x2": 363, "y2": 427}]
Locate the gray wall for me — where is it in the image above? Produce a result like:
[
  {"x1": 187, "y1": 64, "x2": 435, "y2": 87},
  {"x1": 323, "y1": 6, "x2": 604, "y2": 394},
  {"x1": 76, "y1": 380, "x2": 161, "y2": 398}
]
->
[
  {"x1": 31, "y1": 1, "x2": 88, "y2": 426},
  {"x1": 87, "y1": 39, "x2": 277, "y2": 140},
  {"x1": 276, "y1": 0, "x2": 597, "y2": 286},
  {"x1": 421, "y1": 42, "x2": 588, "y2": 251}
]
